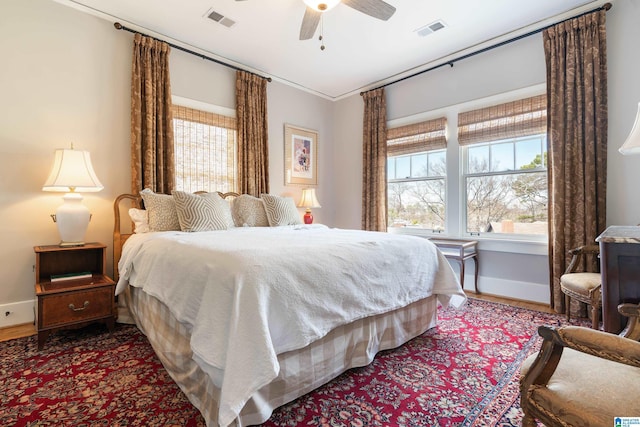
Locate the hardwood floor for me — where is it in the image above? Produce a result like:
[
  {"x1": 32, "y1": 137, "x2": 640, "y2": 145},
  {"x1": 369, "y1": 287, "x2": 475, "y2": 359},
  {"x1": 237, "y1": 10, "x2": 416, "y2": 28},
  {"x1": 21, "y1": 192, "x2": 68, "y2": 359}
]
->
[
  {"x1": 0, "y1": 292, "x2": 554, "y2": 343},
  {"x1": 467, "y1": 291, "x2": 555, "y2": 314},
  {"x1": 0, "y1": 322, "x2": 36, "y2": 342}
]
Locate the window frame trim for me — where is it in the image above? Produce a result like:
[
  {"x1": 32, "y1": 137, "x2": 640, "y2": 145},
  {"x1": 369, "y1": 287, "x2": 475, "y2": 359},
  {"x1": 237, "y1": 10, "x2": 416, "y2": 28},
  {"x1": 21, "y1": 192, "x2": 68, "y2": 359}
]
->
[
  {"x1": 461, "y1": 134, "x2": 548, "y2": 240},
  {"x1": 171, "y1": 96, "x2": 238, "y2": 193},
  {"x1": 386, "y1": 83, "x2": 548, "y2": 245}
]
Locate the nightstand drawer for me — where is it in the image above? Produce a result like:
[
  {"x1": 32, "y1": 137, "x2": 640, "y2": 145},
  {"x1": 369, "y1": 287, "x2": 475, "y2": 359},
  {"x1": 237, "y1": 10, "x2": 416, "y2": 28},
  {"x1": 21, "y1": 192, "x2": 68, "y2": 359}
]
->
[{"x1": 39, "y1": 286, "x2": 114, "y2": 328}]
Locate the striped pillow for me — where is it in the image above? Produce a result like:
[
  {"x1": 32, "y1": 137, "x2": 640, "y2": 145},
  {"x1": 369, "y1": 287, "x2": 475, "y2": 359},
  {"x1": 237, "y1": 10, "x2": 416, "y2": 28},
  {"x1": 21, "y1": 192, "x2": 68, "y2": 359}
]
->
[
  {"x1": 172, "y1": 191, "x2": 235, "y2": 232},
  {"x1": 261, "y1": 194, "x2": 302, "y2": 226}
]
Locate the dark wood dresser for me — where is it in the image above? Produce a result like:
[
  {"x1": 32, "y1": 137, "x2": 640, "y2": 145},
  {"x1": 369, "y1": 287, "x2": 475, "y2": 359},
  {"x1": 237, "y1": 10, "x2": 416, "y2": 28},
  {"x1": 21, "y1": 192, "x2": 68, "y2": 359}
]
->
[{"x1": 596, "y1": 226, "x2": 640, "y2": 333}]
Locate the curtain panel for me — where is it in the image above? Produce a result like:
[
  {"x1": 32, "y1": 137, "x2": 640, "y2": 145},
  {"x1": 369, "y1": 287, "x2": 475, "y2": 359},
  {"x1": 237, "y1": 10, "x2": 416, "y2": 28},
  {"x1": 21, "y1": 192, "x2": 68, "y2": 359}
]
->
[
  {"x1": 458, "y1": 95, "x2": 547, "y2": 146},
  {"x1": 387, "y1": 117, "x2": 447, "y2": 156},
  {"x1": 544, "y1": 9, "x2": 608, "y2": 314},
  {"x1": 130, "y1": 33, "x2": 175, "y2": 194},
  {"x1": 235, "y1": 70, "x2": 269, "y2": 197},
  {"x1": 362, "y1": 88, "x2": 388, "y2": 232}
]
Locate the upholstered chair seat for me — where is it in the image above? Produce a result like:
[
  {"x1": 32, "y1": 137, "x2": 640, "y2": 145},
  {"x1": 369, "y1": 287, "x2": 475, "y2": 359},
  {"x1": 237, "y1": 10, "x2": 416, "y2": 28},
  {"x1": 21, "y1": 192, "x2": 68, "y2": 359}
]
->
[
  {"x1": 559, "y1": 245, "x2": 602, "y2": 329},
  {"x1": 520, "y1": 303, "x2": 640, "y2": 427}
]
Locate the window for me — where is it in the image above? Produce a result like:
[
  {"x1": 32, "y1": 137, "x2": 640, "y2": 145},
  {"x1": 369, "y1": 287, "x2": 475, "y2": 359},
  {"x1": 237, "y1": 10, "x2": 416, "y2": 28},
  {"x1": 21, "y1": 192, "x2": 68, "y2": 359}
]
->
[
  {"x1": 387, "y1": 117, "x2": 447, "y2": 231},
  {"x1": 172, "y1": 104, "x2": 237, "y2": 193},
  {"x1": 459, "y1": 95, "x2": 547, "y2": 237}
]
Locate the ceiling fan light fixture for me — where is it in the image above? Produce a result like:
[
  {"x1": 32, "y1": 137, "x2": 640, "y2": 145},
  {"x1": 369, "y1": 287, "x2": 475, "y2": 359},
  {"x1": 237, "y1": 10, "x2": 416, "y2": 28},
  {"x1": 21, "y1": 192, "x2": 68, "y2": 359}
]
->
[{"x1": 303, "y1": 0, "x2": 341, "y2": 12}]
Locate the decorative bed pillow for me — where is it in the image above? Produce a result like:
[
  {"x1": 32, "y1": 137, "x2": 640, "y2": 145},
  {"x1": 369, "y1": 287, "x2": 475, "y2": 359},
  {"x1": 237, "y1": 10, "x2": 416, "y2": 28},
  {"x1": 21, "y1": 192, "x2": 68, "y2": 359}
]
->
[
  {"x1": 231, "y1": 194, "x2": 269, "y2": 227},
  {"x1": 140, "y1": 188, "x2": 181, "y2": 232},
  {"x1": 172, "y1": 190, "x2": 235, "y2": 232},
  {"x1": 261, "y1": 194, "x2": 303, "y2": 226},
  {"x1": 128, "y1": 208, "x2": 150, "y2": 233}
]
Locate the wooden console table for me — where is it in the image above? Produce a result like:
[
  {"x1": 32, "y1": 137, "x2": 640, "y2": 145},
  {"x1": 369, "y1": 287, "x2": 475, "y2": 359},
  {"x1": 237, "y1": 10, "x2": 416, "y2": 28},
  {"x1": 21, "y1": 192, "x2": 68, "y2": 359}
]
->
[
  {"x1": 429, "y1": 238, "x2": 479, "y2": 293},
  {"x1": 596, "y1": 226, "x2": 640, "y2": 333}
]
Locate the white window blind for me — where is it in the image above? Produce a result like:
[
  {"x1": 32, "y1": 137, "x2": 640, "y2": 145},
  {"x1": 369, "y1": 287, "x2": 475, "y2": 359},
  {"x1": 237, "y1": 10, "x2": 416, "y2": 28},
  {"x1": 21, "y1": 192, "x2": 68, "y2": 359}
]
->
[
  {"x1": 458, "y1": 94, "x2": 546, "y2": 146},
  {"x1": 172, "y1": 105, "x2": 237, "y2": 193},
  {"x1": 387, "y1": 117, "x2": 447, "y2": 156}
]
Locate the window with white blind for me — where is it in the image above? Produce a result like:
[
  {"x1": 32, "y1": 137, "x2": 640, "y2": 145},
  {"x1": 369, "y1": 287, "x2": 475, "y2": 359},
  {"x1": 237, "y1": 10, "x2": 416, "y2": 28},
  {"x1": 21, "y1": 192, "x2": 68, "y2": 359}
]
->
[
  {"x1": 459, "y1": 95, "x2": 548, "y2": 237},
  {"x1": 172, "y1": 104, "x2": 237, "y2": 193},
  {"x1": 387, "y1": 117, "x2": 447, "y2": 231}
]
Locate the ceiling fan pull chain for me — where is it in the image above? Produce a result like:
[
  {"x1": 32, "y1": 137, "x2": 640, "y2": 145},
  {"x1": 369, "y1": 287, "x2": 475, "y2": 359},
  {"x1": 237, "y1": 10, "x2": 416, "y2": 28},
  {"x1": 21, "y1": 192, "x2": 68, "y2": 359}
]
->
[{"x1": 319, "y1": 14, "x2": 326, "y2": 50}]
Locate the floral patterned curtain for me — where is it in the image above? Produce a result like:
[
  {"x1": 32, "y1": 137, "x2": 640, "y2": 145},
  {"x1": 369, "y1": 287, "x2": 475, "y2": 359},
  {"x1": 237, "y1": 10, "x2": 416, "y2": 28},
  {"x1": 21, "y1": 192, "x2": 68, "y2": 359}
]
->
[
  {"x1": 236, "y1": 70, "x2": 269, "y2": 197},
  {"x1": 544, "y1": 9, "x2": 608, "y2": 313},
  {"x1": 130, "y1": 33, "x2": 175, "y2": 194},
  {"x1": 362, "y1": 88, "x2": 388, "y2": 232}
]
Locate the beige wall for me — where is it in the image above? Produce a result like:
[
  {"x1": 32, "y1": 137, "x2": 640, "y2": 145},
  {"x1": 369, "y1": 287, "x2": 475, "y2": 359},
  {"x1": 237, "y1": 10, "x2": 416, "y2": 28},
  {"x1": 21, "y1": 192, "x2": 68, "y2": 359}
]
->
[
  {"x1": 330, "y1": 0, "x2": 640, "y2": 302},
  {"x1": 1, "y1": 0, "x2": 638, "y2": 324},
  {"x1": 0, "y1": 0, "x2": 333, "y2": 326},
  {"x1": 0, "y1": 0, "x2": 131, "y2": 325}
]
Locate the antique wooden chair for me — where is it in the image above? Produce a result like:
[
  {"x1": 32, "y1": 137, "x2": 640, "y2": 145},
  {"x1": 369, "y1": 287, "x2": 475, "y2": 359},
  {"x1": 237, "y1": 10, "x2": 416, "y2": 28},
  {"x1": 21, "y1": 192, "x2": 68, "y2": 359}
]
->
[
  {"x1": 560, "y1": 244, "x2": 602, "y2": 329},
  {"x1": 519, "y1": 303, "x2": 640, "y2": 426}
]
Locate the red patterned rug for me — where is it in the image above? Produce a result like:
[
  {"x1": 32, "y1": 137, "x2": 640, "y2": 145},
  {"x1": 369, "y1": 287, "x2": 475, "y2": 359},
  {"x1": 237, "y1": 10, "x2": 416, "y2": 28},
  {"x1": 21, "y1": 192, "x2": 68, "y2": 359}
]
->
[{"x1": 0, "y1": 298, "x2": 586, "y2": 426}]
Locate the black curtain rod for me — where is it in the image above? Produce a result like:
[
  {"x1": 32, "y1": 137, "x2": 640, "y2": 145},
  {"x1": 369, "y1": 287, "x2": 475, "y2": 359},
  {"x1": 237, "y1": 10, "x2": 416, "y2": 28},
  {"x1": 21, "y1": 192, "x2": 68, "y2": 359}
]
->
[
  {"x1": 361, "y1": 2, "x2": 611, "y2": 96},
  {"x1": 113, "y1": 22, "x2": 272, "y2": 82}
]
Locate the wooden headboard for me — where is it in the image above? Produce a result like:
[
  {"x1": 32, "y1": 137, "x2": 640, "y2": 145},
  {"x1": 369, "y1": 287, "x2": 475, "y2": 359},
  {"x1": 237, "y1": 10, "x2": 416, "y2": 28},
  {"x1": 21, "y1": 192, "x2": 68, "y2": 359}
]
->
[{"x1": 113, "y1": 191, "x2": 240, "y2": 281}]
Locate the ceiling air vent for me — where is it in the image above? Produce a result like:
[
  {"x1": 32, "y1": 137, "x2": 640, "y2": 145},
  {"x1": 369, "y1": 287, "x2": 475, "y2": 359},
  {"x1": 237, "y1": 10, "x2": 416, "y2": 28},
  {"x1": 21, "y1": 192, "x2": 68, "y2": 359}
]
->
[
  {"x1": 205, "y1": 8, "x2": 236, "y2": 28},
  {"x1": 415, "y1": 20, "x2": 447, "y2": 37}
]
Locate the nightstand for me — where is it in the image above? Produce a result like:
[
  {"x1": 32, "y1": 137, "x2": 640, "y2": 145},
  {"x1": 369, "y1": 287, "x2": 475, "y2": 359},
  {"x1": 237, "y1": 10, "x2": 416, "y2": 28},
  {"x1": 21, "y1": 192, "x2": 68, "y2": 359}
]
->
[
  {"x1": 429, "y1": 238, "x2": 479, "y2": 293},
  {"x1": 34, "y1": 242, "x2": 116, "y2": 350}
]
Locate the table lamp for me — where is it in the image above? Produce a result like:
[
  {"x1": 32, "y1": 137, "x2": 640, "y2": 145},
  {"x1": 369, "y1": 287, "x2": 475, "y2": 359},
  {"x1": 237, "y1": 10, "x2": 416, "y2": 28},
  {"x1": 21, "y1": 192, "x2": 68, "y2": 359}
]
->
[
  {"x1": 42, "y1": 145, "x2": 103, "y2": 246},
  {"x1": 297, "y1": 188, "x2": 321, "y2": 224},
  {"x1": 620, "y1": 102, "x2": 640, "y2": 155}
]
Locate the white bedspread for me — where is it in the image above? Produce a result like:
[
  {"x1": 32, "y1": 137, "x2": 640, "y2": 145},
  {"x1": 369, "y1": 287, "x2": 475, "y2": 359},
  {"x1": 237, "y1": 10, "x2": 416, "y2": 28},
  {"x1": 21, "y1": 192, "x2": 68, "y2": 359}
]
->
[{"x1": 116, "y1": 225, "x2": 465, "y2": 427}]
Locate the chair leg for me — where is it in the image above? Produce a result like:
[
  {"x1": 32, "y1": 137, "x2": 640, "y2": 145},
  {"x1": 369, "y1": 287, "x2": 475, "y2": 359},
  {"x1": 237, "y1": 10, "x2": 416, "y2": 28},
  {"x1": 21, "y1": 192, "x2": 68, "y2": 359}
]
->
[
  {"x1": 565, "y1": 294, "x2": 571, "y2": 322},
  {"x1": 522, "y1": 413, "x2": 537, "y2": 427},
  {"x1": 591, "y1": 304, "x2": 600, "y2": 330}
]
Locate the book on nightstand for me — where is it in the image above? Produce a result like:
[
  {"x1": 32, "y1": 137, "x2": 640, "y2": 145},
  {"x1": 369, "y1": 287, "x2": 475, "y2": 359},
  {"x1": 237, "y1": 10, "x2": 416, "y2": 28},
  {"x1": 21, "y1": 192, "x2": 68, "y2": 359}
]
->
[{"x1": 50, "y1": 271, "x2": 93, "y2": 282}]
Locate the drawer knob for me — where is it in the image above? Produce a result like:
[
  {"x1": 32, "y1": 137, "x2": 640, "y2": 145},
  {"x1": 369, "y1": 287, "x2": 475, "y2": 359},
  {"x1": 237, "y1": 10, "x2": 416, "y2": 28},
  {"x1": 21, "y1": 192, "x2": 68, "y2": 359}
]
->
[{"x1": 68, "y1": 301, "x2": 90, "y2": 312}]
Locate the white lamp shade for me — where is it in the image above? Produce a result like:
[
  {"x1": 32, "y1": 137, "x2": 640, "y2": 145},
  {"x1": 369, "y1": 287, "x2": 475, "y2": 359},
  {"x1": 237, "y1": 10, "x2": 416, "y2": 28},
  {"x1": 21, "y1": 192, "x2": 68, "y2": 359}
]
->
[
  {"x1": 43, "y1": 148, "x2": 104, "y2": 192},
  {"x1": 303, "y1": 0, "x2": 341, "y2": 12},
  {"x1": 43, "y1": 147, "x2": 103, "y2": 246},
  {"x1": 620, "y1": 102, "x2": 640, "y2": 155},
  {"x1": 298, "y1": 188, "x2": 321, "y2": 208}
]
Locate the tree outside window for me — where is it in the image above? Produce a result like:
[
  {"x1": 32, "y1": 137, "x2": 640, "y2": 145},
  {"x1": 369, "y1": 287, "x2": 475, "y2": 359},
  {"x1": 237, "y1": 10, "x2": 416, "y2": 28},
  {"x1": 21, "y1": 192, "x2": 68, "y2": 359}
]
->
[{"x1": 464, "y1": 136, "x2": 547, "y2": 235}]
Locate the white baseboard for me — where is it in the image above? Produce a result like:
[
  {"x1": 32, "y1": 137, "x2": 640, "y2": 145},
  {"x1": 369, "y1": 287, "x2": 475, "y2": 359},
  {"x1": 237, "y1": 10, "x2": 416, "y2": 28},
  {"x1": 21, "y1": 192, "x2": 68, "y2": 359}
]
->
[
  {"x1": 0, "y1": 300, "x2": 36, "y2": 329},
  {"x1": 461, "y1": 274, "x2": 550, "y2": 304}
]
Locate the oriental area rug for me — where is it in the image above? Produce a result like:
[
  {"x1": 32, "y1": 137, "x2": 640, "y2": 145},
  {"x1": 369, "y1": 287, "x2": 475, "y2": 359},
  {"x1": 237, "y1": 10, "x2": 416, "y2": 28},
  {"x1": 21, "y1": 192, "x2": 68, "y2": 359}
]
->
[{"x1": 0, "y1": 298, "x2": 587, "y2": 426}]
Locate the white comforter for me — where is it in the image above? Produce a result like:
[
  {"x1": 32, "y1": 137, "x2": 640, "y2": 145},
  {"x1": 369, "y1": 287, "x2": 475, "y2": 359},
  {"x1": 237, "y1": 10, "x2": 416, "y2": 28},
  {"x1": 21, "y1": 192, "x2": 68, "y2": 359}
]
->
[{"x1": 116, "y1": 224, "x2": 465, "y2": 427}]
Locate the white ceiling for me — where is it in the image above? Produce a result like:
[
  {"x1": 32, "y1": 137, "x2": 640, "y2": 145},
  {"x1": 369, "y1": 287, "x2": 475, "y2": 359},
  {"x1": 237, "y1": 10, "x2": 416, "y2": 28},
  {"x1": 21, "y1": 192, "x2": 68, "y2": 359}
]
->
[{"x1": 56, "y1": 0, "x2": 603, "y2": 100}]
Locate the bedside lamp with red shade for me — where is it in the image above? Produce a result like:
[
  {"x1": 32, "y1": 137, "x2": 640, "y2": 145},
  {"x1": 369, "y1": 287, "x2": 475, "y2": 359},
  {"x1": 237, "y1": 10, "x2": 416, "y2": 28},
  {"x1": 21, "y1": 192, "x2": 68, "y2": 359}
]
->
[{"x1": 298, "y1": 188, "x2": 321, "y2": 224}]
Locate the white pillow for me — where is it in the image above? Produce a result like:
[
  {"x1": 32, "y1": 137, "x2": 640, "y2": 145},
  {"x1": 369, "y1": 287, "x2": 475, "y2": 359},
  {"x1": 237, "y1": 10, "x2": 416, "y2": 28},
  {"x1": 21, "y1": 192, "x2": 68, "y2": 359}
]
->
[
  {"x1": 128, "y1": 208, "x2": 149, "y2": 233},
  {"x1": 260, "y1": 194, "x2": 303, "y2": 226},
  {"x1": 231, "y1": 194, "x2": 269, "y2": 227},
  {"x1": 140, "y1": 188, "x2": 181, "y2": 232},
  {"x1": 172, "y1": 190, "x2": 235, "y2": 232}
]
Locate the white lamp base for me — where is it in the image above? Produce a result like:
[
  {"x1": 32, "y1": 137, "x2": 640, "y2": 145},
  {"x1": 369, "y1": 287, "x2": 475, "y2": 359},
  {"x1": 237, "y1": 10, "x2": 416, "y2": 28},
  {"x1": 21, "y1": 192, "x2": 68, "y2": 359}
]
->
[{"x1": 52, "y1": 193, "x2": 91, "y2": 247}]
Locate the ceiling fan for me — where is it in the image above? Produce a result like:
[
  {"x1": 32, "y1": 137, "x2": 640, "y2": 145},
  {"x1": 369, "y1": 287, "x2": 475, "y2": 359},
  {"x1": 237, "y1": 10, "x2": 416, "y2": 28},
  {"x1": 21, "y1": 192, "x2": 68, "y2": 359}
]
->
[
  {"x1": 236, "y1": 0, "x2": 396, "y2": 41},
  {"x1": 298, "y1": 0, "x2": 396, "y2": 40}
]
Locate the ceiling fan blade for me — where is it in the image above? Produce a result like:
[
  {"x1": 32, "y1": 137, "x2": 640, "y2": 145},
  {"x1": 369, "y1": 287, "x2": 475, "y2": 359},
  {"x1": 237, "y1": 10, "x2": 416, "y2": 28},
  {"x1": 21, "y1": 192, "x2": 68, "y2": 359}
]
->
[
  {"x1": 299, "y1": 7, "x2": 321, "y2": 40},
  {"x1": 342, "y1": 0, "x2": 396, "y2": 21}
]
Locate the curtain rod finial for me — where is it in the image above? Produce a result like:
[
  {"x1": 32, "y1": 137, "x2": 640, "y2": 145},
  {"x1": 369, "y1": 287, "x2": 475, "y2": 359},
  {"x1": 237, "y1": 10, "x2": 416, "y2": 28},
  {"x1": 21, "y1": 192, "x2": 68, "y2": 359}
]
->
[
  {"x1": 603, "y1": 2, "x2": 612, "y2": 11},
  {"x1": 114, "y1": 22, "x2": 123, "y2": 30}
]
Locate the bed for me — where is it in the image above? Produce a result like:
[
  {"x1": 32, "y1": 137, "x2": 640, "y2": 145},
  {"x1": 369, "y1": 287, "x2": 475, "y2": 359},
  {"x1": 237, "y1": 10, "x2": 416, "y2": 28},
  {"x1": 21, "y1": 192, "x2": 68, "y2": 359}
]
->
[{"x1": 113, "y1": 190, "x2": 466, "y2": 427}]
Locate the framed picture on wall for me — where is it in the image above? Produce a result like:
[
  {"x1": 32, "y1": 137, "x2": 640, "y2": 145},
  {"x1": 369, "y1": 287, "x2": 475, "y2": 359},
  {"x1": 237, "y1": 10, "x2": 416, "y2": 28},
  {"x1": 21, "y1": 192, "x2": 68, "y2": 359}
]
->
[{"x1": 284, "y1": 123, "x2": 318, "y2": 186}]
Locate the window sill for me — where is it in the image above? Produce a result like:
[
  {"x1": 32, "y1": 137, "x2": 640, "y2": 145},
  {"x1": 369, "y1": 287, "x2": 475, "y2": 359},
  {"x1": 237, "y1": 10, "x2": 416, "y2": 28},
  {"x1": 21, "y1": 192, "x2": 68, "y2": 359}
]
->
[{"x1": 387, "y1": 228, "x2": 548, "y2": 256}]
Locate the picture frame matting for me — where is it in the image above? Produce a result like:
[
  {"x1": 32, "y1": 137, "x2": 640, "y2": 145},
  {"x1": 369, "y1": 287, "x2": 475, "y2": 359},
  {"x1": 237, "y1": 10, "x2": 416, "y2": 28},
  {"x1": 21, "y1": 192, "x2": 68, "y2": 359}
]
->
[{"x1": 284, "y1": 124, "x2": 318, "y2": 186}]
